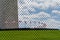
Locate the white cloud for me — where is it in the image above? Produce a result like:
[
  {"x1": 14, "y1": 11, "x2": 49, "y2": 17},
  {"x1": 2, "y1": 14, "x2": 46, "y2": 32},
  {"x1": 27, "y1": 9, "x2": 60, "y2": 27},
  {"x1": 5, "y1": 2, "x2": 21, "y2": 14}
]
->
[
  {"x1": 18, "y1": 0, "x2": 60, "y2": 16},
  {"x1": 52, "y1": 10, "x2": 60, "y2": 15},
  {"x1": 38, "y1": 0, "x2": 60, "y2": 9},
  {"x1": 37, "y1": 12, "x2": 51, "y2": 18},
  {"x1": 19, "y1": 12, "x2": 51, "y2": 20},
  {"x1": 18, "y1": 0, "x2": 60, "y2": 12},
  {"x1": 18, "y1": 17, "x2": 60, "y2": 29},
  {"x1": 18, "y1": 0, "x2": 60, "y2": 29},
  {"x1": 18, "y1": 11, "x2": 60, "y2": 29},
  {"x1": 45, "y1": 19, "x2": 60, "y2": 29}
]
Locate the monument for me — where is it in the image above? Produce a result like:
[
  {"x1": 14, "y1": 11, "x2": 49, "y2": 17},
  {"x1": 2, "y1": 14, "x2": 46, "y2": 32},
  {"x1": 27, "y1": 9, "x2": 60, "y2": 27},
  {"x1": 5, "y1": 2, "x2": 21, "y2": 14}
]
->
[{"x1": 0, "y1": 0, "x2": 18, "y2": 29}]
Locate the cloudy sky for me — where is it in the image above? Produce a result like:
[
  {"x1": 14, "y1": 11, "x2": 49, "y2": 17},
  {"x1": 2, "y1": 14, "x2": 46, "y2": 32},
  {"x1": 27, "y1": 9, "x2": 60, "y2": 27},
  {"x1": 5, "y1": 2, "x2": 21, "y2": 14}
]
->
[{"x1": 18, "y1": 0, "x2": 60, "y2": 29}]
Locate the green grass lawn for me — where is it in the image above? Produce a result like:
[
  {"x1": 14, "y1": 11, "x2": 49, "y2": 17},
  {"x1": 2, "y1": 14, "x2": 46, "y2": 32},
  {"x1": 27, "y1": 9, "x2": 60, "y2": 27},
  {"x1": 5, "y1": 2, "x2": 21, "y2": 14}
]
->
[{"x1": 0, "y1": 30, "x2": 60, "y2": 40}]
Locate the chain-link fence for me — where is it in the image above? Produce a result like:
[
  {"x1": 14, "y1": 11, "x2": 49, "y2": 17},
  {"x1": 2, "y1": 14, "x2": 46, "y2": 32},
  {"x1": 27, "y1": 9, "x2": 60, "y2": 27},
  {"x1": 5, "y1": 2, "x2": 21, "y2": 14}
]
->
[
  {"x1": 0, "y1": 0, "x2": 60, "y2": 29},
  {"x1": 18, "y1": 0, "x2": 60, "y2": 29}
]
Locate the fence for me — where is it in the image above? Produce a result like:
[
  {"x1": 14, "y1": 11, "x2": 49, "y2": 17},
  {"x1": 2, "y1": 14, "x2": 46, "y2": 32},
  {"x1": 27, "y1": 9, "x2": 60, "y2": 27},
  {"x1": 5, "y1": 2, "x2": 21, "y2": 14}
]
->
[{"x1": 0, "y1": 0, "x2": 60, "y2": 29}]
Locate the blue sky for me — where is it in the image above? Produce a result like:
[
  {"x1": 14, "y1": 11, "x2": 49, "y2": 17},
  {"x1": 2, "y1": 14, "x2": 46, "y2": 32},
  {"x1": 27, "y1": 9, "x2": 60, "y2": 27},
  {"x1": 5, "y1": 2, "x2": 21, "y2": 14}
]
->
[{"x1": 18, "y1": 0, "x2": 60, "y2": 29}]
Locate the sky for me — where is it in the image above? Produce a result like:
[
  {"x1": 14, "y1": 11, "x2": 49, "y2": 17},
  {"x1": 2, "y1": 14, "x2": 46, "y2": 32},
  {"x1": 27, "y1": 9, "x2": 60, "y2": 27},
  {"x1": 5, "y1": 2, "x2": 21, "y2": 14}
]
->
[{"x1": 18, "y1": 0, "x2": 60, "y2": 29}]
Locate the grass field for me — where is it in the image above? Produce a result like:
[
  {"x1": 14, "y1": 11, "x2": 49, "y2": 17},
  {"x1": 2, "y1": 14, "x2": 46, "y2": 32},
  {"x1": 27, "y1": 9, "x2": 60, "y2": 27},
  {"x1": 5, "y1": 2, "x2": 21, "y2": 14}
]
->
[{"x1": 0, "y1": 30, "x2": 60, "y2": 40}]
